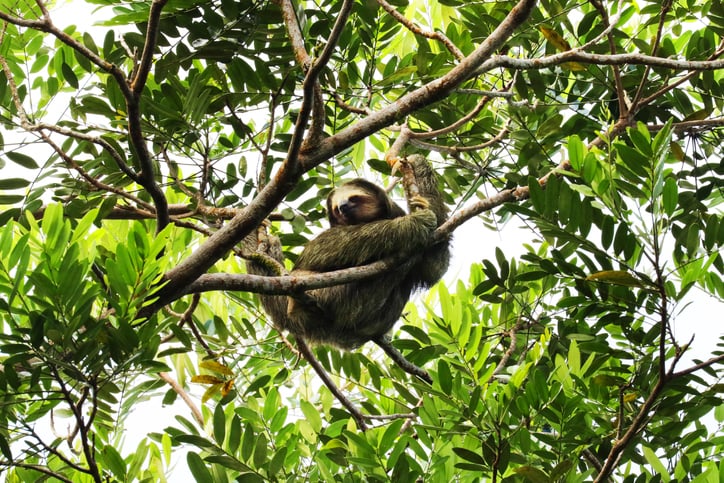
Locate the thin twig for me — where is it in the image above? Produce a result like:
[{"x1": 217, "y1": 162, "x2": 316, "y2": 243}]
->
[
  {"x1": 159, "y1": 372, "x2": 204, "y2": 426},
  {"x1": 295, "y1": 337, "x2": 369, "y2": 431},
  {"x1": 376, "y1": 0, "x2": 464, "y2": 60},
  {"x1": 374, "y1": 336, "x2": 432, "y2": 384}
]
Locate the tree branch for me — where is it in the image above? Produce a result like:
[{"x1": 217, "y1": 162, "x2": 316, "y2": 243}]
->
[
  {"x1": 159, "y1": 372, "x2": 204, "y2": 426},
  {"x1": 131, "y1": 0, "x2": 168, "y2": 95},
  {"x1": 590, "y1": 0, "x2": 627, "y2": 118},
  {"x1": 671, "y1": 354, "x2": 724, "y2": 379},
  {"x1": 126, "y1": 0, "x2": 170, "y2": 232},
  {"x1": 376, "y1": 0, "x2": 464, "y2": 60},
  {"x1": 295, "y1": 337, "x2": 369, "y2": 431},
  {"x1": 0, "y1": 7, "x2": 130, "y2": 97},
  {"x1": 5, "y1": 462, "x2": 73, "y2": 483},
  {"x1": 182, "y1": 258, "x2": 408, "y2": 297},
  {"x1": 477, "y1": 51, "x2": 724, "y2": 75}
]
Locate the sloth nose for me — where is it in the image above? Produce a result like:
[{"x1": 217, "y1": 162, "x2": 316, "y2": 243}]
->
[{"x1": 338, "y1": 200, "x2": 354, "y2": 215}]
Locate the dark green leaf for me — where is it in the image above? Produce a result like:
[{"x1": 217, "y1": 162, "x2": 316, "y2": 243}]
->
[
  {"x1": 0, "y1": 178, "x2": 29, "y2": 190},
  {"x1": 6, "y1": 152, "x2": 38, "y2": 169},
  {"x1": 187, "y1": 452, "x2": 213, "y2": 482}
]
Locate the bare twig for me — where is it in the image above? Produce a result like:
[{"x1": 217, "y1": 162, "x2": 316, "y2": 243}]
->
[
  {"x1": 374, "y1": 336, "x2": 432, "y2": 384},
  {"x1": 629, "y1": 0, "x2": 673, "y2": 110},
  {"x1": 590, "y1": 0, "x2": 627, "y2": 118},
  {"x1": 159, "y1": 372, "x2": 204, "y2": 426},
  {"x1": 49, "y1": 366, "x2": 102, "y2": 483},
  {"x1": 639, "y1": 41, "x2": 724, "y2": 108},
  {"x1": 3, "y1": 463, "x2": 73, "y2": 483},
  {"x1": 295, "y1": 337, "x2": 369, "y2": 431},
  {"x1": 375, "y1": 0, "x2": 464, "y2": 60},
  {"x1": 489, "y1": 317, "x2": 521, "y2": 382},
  {"x1": 671, "y1": 354, "x2": 724, "y2": 379}
]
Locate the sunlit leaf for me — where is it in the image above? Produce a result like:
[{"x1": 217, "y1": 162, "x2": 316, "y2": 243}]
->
[{"x1": 586, "y1": 270, "x2": 646, "y2": 287}]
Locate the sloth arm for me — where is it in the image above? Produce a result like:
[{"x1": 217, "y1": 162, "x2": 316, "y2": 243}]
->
[{"x1": 293, "y1": 208, "x2": 438, "y2": 272}]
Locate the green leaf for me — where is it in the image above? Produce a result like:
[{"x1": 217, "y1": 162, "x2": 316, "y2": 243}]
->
[
  {"x1": 175, "y1": 435, "x2": 216, "y2": 450},
  {"x1": 187, "y1": 452, "x2": 213, "y2": 482},
  {"x1": 642, "y1": 446, "x2": 670, "y2": 478},
  {"x1": 300, "y1": 399, "x2": 322, "y2": 433},
  {"x1": 452, "y1": 447, "x2": 485, "y2": 465},
  {"x1": 515, "y1": 465, "x2": 551, "y2": 483},
  {"x1": 100, "y1": 445, "x2": 127, "y2": 480},
  {"x1": 437, "y1": 359, "x2": 452, "y2": 395},
  {"x1": 6, "y1": 151, "x2": 39, "y2": 169},
  {"x1": 253, "y1": 432, "x2": 268, "y2": 468},
  {"x1": 567, "y1": 135, "x2": 585, "y2": 171},
  {"x1": 205, "y1": 454, "x2": 253, "y2": 473},
  {"x1": 213, "y1": 403, "x2": 226, "y2": 444},
  {"x1": 61, "y1": 62, "x2": 78, "y2": 88},
  {"x1": 0, "y1": 434, "x2": 12, "y2": 460},
  {"x1": 0, "y1": 178, "x2": 30, "y2": 190},
  {"x1": 662, "y1": 176, "x2": 678, "y2": 216},
  {"x1": 528, "y1": 177, "x2": 545, "y2": 213}
]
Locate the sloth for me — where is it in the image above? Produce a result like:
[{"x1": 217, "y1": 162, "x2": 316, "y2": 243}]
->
[{"x1": 247, "y1": 155, "x2": 449, "y2": 350}]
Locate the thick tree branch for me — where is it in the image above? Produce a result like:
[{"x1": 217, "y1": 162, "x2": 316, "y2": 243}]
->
[
  {"x1": 183, "y1": 258, "x2": 407, "y2": 297},
  {"x1": 126, "y1": 0, "x2": 170, "y2": 232},
  {"x1": 277, "y1": 0, "x2": 354, "y2": 164},
  {"x1": 477, "y1": 51, "x2": 724, "y2": 75},
  {"x1": 131, "y1": 0, "x2": 167, "y2": 95}
]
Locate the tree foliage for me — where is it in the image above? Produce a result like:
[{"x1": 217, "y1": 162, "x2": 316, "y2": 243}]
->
[{"x1": 0, "y1": 0, "x2": 723, "y2": 481}]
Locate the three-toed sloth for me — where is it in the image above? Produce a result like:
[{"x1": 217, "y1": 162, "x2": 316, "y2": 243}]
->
[{"x1": 248, "y1": 155, "x2": 450, "y2": 349}]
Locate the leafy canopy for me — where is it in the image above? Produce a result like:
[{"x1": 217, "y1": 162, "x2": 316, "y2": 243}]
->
[{"x1": 0, "y1": 0, "x2": 722, "y2": 481}]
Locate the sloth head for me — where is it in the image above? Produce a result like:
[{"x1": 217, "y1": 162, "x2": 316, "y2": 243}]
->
[{"x1": 326, "y1": 179, "x2": 406, "y2": 226}]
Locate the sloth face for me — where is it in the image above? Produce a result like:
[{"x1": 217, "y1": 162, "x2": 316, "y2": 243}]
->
[{"x1": 327, "y1": 183, "x2": 386, "y2": 226}]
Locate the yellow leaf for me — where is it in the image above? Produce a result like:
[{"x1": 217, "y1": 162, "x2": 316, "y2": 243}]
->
[
  {"x1": 682, "y1": 108, "x2": 712, "y2": 122},
  {"x1": 540, "y1": 26, "x2": 572, "y2": 52},
  {"x1": 670, "y1": 141, "x2": 685, "y2": 161},
  {"x1": 191, "y1": 374, "x2": 225, "y2": 385},
  {"x1": 562, "y1": 62, "x2": 586, "y2": 71},
  {"x1": 199, "y1": 359, "x2": 234, "y2": 376},
  {"x1": 202, "y1": 383, "x2": 223, "y2": 404},
  {"x1": 586, "y1": 270, "x2": 645, "y2": 288},
  {"x1": 221, "y1": 379, "x2": 236, "y2": 397},
  {"x1": 592, "y1": 374, "x2": 627, "y2": 387}
]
